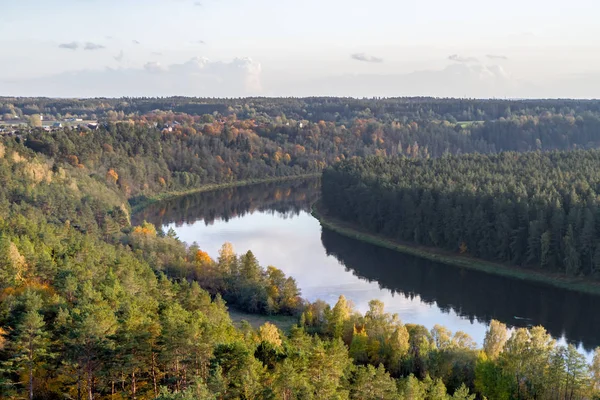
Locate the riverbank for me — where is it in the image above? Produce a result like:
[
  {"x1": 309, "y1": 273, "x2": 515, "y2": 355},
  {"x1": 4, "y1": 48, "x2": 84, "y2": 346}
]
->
[
  {"x1": 129, "y1": 173, "x2": 321, "y2": 214},
  {"x1": 312, "y1": 202, "x2": 600, "y2": 296}
]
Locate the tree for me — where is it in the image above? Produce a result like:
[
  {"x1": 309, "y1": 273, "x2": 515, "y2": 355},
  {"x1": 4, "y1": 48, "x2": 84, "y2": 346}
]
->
[
  {"x1": 483, "y1": 320, "x2": 508, "y2": 360},
  {"x1": 209, "y1": 342, "x2": 263, "y2": 400},
  {"x1": 217, "y1": 242, "x2": 237, "y2": 274},
  {"x1": 272, "y1": 358, "x2": 312, "y2": 400},
  {"x1": 500, "y1": 326, "x2": 555, "y2": 399},
  {"x1": 328, "y1": 295, "x2": 352, "y2": 339},
  {"x1": 11, "y1": 310, "x2": 51, "y2": 400},
  {"x1": 592, "y1": 348, "x2": 600, "y2": 394},
  {"x1": 259, "y1": 322, "x2": 282, "y2": 348},
  {"x1": 157, "y1": 379, "x2": 215, "y2": 399},
  {"x1": 351, "y1": 364, "x2": 399, "y2": 400},
  {"x1": 0, "y1": 238, "x2": 27, "y2": 288},
  {"x1": 450, "y1": 383, "x2": 475, "y2": 400},
  {"x1": 562, "y1": 344, "x2": 590, "y2": 400},
  {"x1": 307, "y1": 338, "x2": 352, "y2": 399},
  {"x1": 349, "y1": 327, "x2": 369, "y2": 365},
  {"x1": 563, "y1": 225, "x2": 581, "y2": 275},
  {"x1": 106, "y1": 168, "x2": 119, "y2": 184},
  {"x1": 28, "y1": 114, "x2": 42, "y2": 128},
  {"x1": 400, "y1": 374, "x2": 426, "y2": 400},
  {"x1": 432, "y1": 325, "x2": 453, "y2": 350}
]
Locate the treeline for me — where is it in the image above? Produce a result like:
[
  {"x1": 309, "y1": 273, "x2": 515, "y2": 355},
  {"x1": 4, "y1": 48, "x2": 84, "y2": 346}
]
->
[
  {"x1": 322, "y1": 150, "x2": 600, "y2": 278},
  {"x1": 14, "y1": 111, "x2": 600, "y2": 205},
  {"x1": 4, "y1": 96, "x2": 600, "y2": 123}
]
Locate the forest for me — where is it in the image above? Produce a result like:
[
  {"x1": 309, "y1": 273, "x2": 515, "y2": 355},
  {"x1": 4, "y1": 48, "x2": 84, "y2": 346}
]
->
[
  {"x1": 322, "y1": 150, "x2": 600, "y2": 278},
  {"x1": 1, "y1": 97, "x2": 600, "y2": 398},
  {"x1": 4, "y1": 98, "x2": 600, "y2": 196}
]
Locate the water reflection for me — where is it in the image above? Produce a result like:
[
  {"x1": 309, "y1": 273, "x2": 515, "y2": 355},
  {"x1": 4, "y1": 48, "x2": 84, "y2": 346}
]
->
[
  {"x1": 321, "y1": 229, "x2": 600, "y2": 352},
  {"x1": 143, "y1": 178, "x2": 600, "y2": 352},
  {"x1": 133, "y1": 178, "x2": 320, "y2": 227}
]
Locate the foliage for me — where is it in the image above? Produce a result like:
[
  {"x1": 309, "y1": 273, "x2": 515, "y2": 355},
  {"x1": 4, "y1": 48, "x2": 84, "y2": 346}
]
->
[
  {"x1": 323, "y1": 150, "x2": 600, "y2": 278},
  {"x1": 2, "y1": 99, "x2": 600, "y2": 398}
]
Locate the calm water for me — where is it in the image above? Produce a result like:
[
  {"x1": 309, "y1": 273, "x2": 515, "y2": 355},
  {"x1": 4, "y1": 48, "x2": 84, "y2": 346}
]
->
[{"x1": 135, "y1": 178, "x2": 600, "y2": 352}]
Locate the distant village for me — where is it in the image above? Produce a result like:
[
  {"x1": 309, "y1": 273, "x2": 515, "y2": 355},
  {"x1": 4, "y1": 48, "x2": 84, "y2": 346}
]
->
[{"x1": 0, "y1": 114, "x2": 102, "y2": 137}]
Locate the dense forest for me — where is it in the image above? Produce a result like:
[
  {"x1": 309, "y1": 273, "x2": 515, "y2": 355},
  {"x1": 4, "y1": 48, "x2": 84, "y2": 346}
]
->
[
  {"x1": 4, "y1": 98, "x2": 600, "y2": 199},
  {"x1": 322, "y1": 150, "x2": 600, "y2": 278},
  {"x1": 4, "y1": 97, "x2": 600, "y2": 123},
  {"x1": 2, "y1": 97, "x2": 600, "y2": 398}
]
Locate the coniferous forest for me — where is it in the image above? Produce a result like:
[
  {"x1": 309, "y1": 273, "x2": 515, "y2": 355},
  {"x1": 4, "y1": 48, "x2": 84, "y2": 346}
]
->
[
  {"x1": 1, "y1": 97, "x2": 600, "y2": 399},
  {"x1": 322, "y1": 150, "x2": 600, "y2": 278}
]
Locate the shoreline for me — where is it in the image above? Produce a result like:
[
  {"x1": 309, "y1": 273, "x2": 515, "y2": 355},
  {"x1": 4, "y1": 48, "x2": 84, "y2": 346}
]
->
[
  {"x1": 311, "y1": 202, "x2": 600, "y2": 296},
  {"x1": 129, "y1": 173, "x2": 321, "y2": 214}
]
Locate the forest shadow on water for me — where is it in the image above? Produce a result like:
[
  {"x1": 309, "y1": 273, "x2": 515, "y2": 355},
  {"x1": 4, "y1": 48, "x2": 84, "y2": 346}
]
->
[
  {"x1": 132, "y1": 177, "x2": 321, "y2": 227},
  {"x1": 135, "y1": 178, "x2": 600, "y2": 353},
  {"x1": 320, "y1": 228, "x2": 600, "y2": 352}
]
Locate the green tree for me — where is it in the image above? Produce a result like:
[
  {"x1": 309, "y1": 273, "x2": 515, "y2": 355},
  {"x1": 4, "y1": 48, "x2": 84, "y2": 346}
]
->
[
  {"x1": 328, "y1": 295, "x2": 352, "y2": 339},
  {"x1": 350, "y1": 364, "x2": 399, "y2": 400},
  {"x1": 11, "y1": 310, "x2": 51, "y2": 400},
  {"x1": 483, "y1": 320, "x2": 508, "y2": 360}
]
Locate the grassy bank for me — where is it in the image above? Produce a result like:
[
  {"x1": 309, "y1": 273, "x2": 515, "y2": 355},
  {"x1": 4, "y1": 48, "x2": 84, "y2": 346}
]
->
[
  {"x1": 129, "y1": 173, "x2": 321, "y2": 214},
  {"x1": 312, "y1": 202, "x2": 600, "y2": 296}
]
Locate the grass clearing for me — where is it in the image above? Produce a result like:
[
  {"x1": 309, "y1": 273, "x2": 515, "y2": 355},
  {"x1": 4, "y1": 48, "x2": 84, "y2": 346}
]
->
[{"x1": 228, "y1": 308, "x2": 299, "y2": 333}]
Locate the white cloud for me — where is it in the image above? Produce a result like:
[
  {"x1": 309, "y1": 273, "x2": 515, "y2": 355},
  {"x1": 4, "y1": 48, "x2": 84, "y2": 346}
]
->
[
  {"x1": 58, "y1": 42, "x2": 79, "y2": 50},
  {"x1": 266, "y1": 63, "x2": 529, "y2": 98},
  {"x1": 486, "y1": 54, "x2": 508, "y2": 60},
  {"x1": 144, "y1": 61, "x2": 166, "y2": 73},
  {"x1": 84, "y1": 42, "x2": 105, "y2": 51},
  {"x1": 351, "y1": 53, "x2": 383, "y2": 63},
  {"x1": 448, "y1": 54, "x2": 478, "y2": 63},
  {"x1": 0, "y1": 57, "x2": 263, "y2": 97},
  {"x1": 114, "y1": 50, "x2": 124, "y2": 63}
]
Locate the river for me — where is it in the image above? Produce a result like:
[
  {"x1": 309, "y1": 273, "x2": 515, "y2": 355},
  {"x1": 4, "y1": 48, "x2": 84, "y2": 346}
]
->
[{"x1": 134, "y1": 178, "x2": 600, "y2": 353}]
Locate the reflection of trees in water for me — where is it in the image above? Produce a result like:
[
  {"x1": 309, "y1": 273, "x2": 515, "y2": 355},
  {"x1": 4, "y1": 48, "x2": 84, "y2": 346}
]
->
[
  {"x1": 132, "y1": 178, "x2": 321, "y2": 228},
  {"x1": 321, "y1": 228, "x2": 600, "y2": 352}
]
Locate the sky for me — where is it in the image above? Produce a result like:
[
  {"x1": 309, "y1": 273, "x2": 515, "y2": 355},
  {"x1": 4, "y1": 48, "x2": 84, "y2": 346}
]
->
[{"x1": 1, "y1": 0, "x2": 600, "y2": 98}]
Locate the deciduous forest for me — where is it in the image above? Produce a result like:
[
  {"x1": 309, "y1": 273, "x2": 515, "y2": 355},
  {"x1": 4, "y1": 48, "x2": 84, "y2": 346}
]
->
[{"x1": 1, "y1": 97, "x2": 600, "y2": 399}]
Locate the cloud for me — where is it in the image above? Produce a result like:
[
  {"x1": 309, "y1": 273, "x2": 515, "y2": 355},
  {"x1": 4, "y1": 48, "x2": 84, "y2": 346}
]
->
[
  {"x1": 152, "y1": 52, "x2": 163, "y2": 56},
  {"x1": 194, "y1": 1, "x2": 202, "y2": 5},
  {"x1": 265, "y1": 63, "x2": 528, "y2": 98},
  {"x1": 144, "y1": 61, "x2": 166, "y2": 73},
  {"x1": 448, "y1": 54, "x2": 478, "y2": 63},
  {"x1": 114, "y1": 50, "x2": 124, "y2": 62},
  {"x1": 195, "y1": 40, "x2": 206, "y2": 45},
  {"x1": 132, "y1": 40, "x2": 141, "y2": 45},
  {"x1": 84, "y1": 42, "x2": 105, "y2": 51},
  {"x1": 59, "y1": 42, "x2": 79, "y2": 50},
  {"x1": 486, "y1": 54, "x2": 508, "y2": 60},
  {"x1": 0, "y1": 57, "x2": 263, "y2": 97},
  {"x1": 351, "y1": 53, "x2": 383, "y2": 63}
]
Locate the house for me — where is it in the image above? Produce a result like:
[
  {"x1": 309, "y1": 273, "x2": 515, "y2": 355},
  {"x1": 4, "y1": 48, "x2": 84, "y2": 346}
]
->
[{"x1": 53, "y1": 122, "x2": 63, "y2": 128}]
